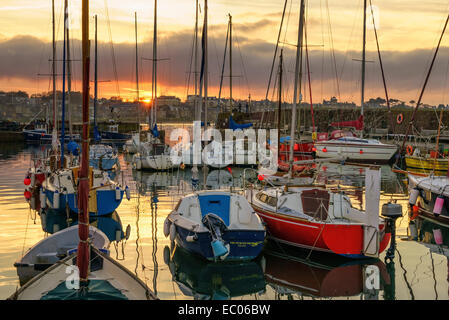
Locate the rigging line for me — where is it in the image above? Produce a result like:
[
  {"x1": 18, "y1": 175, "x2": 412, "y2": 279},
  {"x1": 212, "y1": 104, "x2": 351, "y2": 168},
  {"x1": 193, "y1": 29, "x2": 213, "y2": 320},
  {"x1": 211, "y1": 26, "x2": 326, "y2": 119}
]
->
[
  {"x1": 218, "y1": 18, "x2": 230, "y2": 106},
  {"x1": 104, "y1": 0, "x2": 121, "y2": 98},
  {"x1": 325, "y1": 0, "x2": 341, "y2": 102},
  {"x1": 233, "y1": 28, "x2": 252, "y2": 97},
  {"x1": 265, "y1": 0, "x2": 288, "y2": 102},
  {"x1": 185, "y1": 22, "x2": 197, "y2": 100},
  {"x1": 397, "y1": 13, "x2": 449, "y2": 162},
  {"x1": 369, "y1": 0, "x2": 394, "y2": 134},
  {"x1": 304, "y1": 15, "x2": 315, "y2": 133}
]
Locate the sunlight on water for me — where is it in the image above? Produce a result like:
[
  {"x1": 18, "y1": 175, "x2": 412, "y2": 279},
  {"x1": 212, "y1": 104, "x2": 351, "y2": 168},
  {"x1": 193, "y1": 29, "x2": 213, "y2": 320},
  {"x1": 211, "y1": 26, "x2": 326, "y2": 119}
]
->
[{"x1": 0, "y1": 142, "x2": 448, "y2": 300}]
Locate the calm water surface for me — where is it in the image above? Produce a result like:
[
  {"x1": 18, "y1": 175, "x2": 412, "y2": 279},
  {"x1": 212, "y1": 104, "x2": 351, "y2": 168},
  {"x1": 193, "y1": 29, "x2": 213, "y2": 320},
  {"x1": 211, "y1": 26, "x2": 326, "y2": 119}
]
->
[{"x1": 0, "y1": 142, "x2": 448, "y2": 300}]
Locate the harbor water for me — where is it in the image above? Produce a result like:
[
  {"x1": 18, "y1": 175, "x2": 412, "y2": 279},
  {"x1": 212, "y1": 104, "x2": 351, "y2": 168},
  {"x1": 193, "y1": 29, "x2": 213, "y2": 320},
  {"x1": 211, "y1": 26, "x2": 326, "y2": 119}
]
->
[{"x1": 1, "y1": 141, "x2": 449, "y2": 300}]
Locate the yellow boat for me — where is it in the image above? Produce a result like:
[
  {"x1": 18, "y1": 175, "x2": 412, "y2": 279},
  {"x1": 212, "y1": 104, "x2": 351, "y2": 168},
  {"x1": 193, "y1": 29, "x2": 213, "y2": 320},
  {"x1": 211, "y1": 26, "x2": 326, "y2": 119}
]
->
[{"x1": 405, "y1": 155, "x2": 448, "y2": 176}]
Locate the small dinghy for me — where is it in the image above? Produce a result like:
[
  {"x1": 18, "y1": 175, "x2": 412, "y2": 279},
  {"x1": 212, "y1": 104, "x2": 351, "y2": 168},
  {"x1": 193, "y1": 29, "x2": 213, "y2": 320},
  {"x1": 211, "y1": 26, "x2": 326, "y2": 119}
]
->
[
  {"x1": 164, "y1": 191, "x2": 265, "y2": 261},
  {"x1": 14, "y1": 225, "x2": 109, "y2": 286},
  {"x1": 9, "y1": 247, "x2": 155, "y2": 300}
]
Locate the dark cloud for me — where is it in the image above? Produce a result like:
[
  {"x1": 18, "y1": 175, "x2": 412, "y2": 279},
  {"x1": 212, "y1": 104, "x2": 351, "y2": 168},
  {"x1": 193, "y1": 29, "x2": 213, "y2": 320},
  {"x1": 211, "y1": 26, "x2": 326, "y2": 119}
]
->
[{"x1": 1, "y1": 30, "x2": 449, "y2": 103}]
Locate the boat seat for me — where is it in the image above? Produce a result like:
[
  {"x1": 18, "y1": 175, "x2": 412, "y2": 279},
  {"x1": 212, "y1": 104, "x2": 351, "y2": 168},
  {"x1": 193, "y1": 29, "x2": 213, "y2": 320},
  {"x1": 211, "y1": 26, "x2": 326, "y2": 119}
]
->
[
  {"x1": 35, "y1": 252, "x2": 60, "y2": 264},
  {"x1": 56, "y1": 245, "x2": 77, "y2": 257}
]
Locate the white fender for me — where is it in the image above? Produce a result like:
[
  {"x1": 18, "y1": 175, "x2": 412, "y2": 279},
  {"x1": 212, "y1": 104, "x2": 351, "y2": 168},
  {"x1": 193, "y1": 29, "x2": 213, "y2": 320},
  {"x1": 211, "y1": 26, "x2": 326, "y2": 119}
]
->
[
  {"x1": 53, "y1": 190, "x2": 60, "y2": 209},
  {"x1": 163, "y1": 217, "x2": 171, "y2": 238},
  {"x1": 169, "y1": 223, "x2": 177, "y2": 242}
]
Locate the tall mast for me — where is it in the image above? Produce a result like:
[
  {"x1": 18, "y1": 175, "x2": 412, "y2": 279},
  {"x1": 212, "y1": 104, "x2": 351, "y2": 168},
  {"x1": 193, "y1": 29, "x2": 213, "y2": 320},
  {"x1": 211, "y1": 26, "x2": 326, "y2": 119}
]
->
[
  {"x1": 94, "y1": 15, "x2": 98, "y2": 131},
  {"x1": 151, "y1": 0, "x2": 158, "y2": 129},
  {"x1": 277, "y1": 49, "x2": 283, "y2": 160},
  {"x1": 52, "y1": 0, "x2": 57, "y2": 135},
  {"x1": 135, "y1": 12, "x2": 141, "y2": 134},
  {"x1": 60, "y1": 0, "x2": 68, "y2": 167},
  {"x1": 194, "y1": 0, "x2": 199, "y2": 119},
  {"x1": 204, "y1": 0, "x2": 208, "y2": 127},
  {"x1": 360, "y1": 0, "x2": 367, "y2": 138},
  {"x1": 78, "y1": 0, "x2": 90, "y2": 287},
  {"x1": 229, "y1": 14, "x2": 232, "y2": 111},
  {"x1": 66, "y1": 0, "x2": 73, "y2": 140},
  {"x1": 289, "y1": 0, "x2": 305, "y2": 175}
]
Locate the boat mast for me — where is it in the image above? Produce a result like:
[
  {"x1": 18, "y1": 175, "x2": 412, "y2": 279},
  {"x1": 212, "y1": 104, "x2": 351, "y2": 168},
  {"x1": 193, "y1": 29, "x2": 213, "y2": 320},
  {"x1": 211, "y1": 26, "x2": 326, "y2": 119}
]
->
[
  {"x1": 194, "y1": 0, "x2": 199, "y2": 118},
  {"x1": 288, "y1": 0, "x2": 305, "y2": 176},
  {"x1": 51, "y1": 0, "x2": 57, "y2": 143},
  {"x1": 277, "y1": 49, "x2": 283, "y2": 160},
  {"x1": 204, "y1": 0, "x2": 208, "y2": 128},
  {"x1": 360, "y1": 0, "x2": 367, "y2": 138},
  {"x1": 94, "y1": 15, "x2": 98, "y2": 134},
  {"x1": 135, "y1": 12, "x2": 141, "y2": 135},
  {"x1": 229, "y1": 13, "x2": 232, "y2": 111},
  {"x1": 151, "y1": 0, "x2": 158, "y2": 129},
  {"x1": 60, "y1": 0, "x2": 68, "y2": 168},
  {"x1": 66, "y1": 0, "x2": 73, "y2": 140},
  {"x1": 78, "y1": 0, "x2": 90, "y2": 287}
]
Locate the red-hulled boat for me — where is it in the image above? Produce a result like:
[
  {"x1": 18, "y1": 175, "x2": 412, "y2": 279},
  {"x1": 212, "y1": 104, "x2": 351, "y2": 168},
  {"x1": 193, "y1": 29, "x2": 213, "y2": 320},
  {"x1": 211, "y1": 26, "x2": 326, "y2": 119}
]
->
[{"x1": 245, "y1": 167, "x2": 391, "y2": 258}]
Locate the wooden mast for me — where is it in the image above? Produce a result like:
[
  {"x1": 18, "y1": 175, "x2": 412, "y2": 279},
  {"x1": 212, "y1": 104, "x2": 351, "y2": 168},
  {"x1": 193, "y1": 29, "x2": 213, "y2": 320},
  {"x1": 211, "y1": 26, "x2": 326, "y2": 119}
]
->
[{"x1": 77, "y1": 0, "x2": 90, "y2": 287}]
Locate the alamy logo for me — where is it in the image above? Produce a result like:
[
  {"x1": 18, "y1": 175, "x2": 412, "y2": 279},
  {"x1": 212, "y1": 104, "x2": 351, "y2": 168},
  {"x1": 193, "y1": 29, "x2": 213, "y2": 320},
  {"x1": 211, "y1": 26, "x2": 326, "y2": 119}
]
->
[
  {"x1": 65, "y1": 265, "x2": 80, "y2": 290},
  {"x1": 169, "y1": 121, "x2": 279, "y2": 174},
  {"x1": 365, "y1": 265, "x2": 380, "y2": 290}
]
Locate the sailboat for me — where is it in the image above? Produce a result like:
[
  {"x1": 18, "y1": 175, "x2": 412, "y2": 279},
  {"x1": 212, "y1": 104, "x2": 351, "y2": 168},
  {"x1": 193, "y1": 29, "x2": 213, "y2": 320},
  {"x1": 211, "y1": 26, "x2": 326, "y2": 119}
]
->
[
  {"x1": 131, "y1": 2, "x2": 177, "y2": 171},
  {"x1": 164, "y1": 190, "x2": 265, "y2": 261},
  {"x1": 246, "y1": 0, "x2": 392, "y2": 259},
  {"x1": 314, "y1": 0, "x2": 397, "y2": 162},
  {"x1": 9, "y1": 2, "x2": 156, "y2": 299}
]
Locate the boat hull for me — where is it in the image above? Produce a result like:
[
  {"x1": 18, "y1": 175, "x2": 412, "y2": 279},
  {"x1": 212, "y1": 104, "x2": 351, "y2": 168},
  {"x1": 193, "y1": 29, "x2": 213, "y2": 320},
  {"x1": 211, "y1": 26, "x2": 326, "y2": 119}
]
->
[
  {"x1": 315, "y1": 141, "x2": 397, "y2": 162},
  {"x1": 44, "y1": 188, "x2": 123, "y2": 216},
  {"x1": 173, "y1": 224, "x2": 265, "y2": 261},
  {"x1": 253, "y1": 206, "x2": 390, "y2": 258},
  {"x1": 405, "y1": 156, "x2": 448, "y2": 176}
]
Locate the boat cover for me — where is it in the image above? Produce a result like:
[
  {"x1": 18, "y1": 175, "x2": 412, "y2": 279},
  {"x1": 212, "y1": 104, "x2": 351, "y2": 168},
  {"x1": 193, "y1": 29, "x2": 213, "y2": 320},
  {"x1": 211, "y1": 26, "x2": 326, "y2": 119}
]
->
[
  {"x1": 198, "y1": 194, "x2": 231, "y2": 226},
  {"x1": 229, "y1": 116, "x2": 253, "y2": 131},
  {"x1": 41, "y1": 280, "x2": 128, "y2": 300}
]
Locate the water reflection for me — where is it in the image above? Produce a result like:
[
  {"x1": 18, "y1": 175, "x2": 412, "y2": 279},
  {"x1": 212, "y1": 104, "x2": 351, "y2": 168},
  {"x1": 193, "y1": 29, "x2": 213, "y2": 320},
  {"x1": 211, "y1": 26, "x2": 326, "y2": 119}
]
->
[
  {"x1": 1, "y1": 144, "x2": 449, "y2": 300},
  {"x1": 164, "y1": 245, "x2": 266, "y2": 300},
  {"x1": 263, "y1": 242, "x2": 391, "y2": 300}
]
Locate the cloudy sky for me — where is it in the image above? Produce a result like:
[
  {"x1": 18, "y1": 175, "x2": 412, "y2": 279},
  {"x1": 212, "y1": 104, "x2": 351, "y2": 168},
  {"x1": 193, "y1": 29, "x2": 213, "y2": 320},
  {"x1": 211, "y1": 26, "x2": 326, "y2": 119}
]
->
[{"x1": 2, "y1": 0, "x2": 449, "y2": 105}]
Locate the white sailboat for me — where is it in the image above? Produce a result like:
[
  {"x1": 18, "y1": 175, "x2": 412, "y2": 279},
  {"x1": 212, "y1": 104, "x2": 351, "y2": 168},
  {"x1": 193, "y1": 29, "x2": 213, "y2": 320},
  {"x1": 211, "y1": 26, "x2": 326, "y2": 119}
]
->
[{"x1": 314, "y1": 0, "x2": 397, "y2": 162}]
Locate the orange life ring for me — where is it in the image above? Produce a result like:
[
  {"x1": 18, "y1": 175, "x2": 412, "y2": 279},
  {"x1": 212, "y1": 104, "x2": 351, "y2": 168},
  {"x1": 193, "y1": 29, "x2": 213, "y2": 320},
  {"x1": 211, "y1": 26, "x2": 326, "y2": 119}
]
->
[
  {"x1": 396, "y1": 113, "x2": 403, "y2": 124},
  {"x1": 406, "y1": 145, "x2": 413, "y2": 155}
]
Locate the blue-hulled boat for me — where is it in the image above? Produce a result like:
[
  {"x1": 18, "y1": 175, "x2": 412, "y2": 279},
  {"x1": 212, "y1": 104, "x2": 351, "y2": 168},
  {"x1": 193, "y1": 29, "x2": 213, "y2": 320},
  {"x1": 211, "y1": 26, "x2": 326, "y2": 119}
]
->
[
  {"x1": 41, "y1": 167, "x2": 130, "y2": 216},
  {"x1": 164, "y1": 191, "x2": 265, "y2": 261}
]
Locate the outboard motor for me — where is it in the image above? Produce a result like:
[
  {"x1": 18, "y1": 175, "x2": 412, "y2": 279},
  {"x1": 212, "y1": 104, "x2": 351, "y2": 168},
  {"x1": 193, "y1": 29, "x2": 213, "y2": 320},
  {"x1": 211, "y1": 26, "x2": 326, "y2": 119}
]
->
[
  {"x1": 382, "y1": 202, "x2": 403, "y2": 262},
  {"x1": 202, "y1": 213, "x2": 229, "y2": 260}
]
